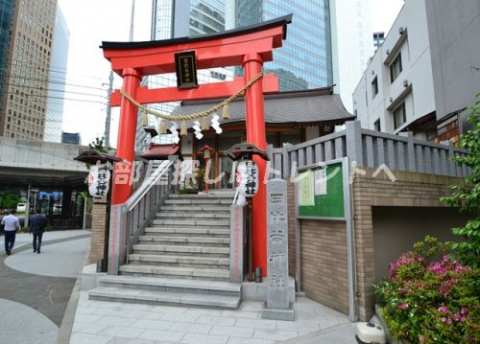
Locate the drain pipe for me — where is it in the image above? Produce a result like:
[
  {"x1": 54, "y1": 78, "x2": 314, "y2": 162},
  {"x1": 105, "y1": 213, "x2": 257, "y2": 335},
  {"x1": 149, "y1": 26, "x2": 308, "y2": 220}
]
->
[{"x1": 345, "y1": 160, "x2": 358, "y2": 322}]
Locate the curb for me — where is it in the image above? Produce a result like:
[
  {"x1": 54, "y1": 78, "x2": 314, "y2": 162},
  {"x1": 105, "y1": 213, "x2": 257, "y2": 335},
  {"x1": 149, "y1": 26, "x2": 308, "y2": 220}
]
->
[{"x1": 56, "y1": 236, "x2": 92, "y2": 344}]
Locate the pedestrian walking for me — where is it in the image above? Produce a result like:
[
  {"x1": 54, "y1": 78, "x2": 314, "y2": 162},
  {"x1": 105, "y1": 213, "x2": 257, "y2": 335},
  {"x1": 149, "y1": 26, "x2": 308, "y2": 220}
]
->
[
  {"x1": 30, "y1": 210, "x2": 47, "y2": 253},
  {"x1": 1, "y1": 210, "x2": 20, "y2": 255}
]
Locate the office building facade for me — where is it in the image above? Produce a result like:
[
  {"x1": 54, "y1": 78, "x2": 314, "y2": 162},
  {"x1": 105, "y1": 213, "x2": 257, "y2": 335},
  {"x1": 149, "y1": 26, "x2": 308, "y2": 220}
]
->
[
  {"x1": 140, "y1": 0, "x2": 372, "y2": 151},
  {"x1": 45, "y1": 5, "x2": 69, "y2": 143},
  {"x1": 353, "y1": 0, "x2": 480, "y2": 142},
  {"x1": 234, "y1": 0, "x2": 372, "y2": 111},
  {"x1": 0, "y1": 0, "x2": 15, "y2": 114},
  {"x1": 137, "y1": 0, "x2": 232, "y2": 150},
  {"x1": 236, "y1": 0, "x2": 332, "y2": 91},
  {"x1": 0, "y1": 0, "x2": 58, "y2": 141}
]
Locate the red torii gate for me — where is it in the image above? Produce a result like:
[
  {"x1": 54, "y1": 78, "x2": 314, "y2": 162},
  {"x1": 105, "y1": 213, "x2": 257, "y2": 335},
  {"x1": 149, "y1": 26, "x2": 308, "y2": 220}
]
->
[{"x1": 101, "y1": 15, "x2": 292, "y2": 276}]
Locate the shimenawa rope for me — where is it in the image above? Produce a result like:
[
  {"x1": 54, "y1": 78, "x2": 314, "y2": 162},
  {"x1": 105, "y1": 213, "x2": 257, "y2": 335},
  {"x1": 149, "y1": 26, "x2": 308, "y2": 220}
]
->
[{"x1": 119, "y1": 71, "x2": 264, "y2": 122}]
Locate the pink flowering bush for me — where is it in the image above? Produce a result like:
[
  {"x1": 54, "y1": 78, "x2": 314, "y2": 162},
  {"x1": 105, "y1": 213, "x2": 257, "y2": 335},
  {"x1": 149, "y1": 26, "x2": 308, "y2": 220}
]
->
[{"x1": 373, "y1": 236, "x2": 480, "y2": 343}]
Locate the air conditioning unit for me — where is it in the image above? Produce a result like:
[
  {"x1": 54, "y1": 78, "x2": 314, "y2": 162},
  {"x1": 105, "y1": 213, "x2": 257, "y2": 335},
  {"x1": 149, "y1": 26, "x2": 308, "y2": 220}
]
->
[
  {"x1": 403, "y1": 80, "x2": 408, "y2": 87},
  {"x1": 399, "y1": 26, "x2": 405, "y2": 35}
]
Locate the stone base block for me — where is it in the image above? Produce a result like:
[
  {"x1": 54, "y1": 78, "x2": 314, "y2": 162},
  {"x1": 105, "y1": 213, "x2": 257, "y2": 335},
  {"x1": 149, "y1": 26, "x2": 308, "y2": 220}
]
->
[
  {"x1": 261, "y1": 303, "x2": 295, "y2": 321},
  {"x1": 81, "y1": 264, "x2": 106, "y2": 291},
  {"x1": 242, "y1": 276, "x2": 296, "y2": 302}
]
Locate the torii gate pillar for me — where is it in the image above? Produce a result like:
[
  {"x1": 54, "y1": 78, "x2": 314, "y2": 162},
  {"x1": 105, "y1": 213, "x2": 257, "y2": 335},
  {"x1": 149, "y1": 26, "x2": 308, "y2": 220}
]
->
[
  {"x1": 243, "y1": 53, "x2": 268, "y2": 271},
  {"x1": 112, "y1": 68, "x2": 141, "y2": 205},
  {"x1": 102, "y1": 14, "x2": 292, "y2": 276}
]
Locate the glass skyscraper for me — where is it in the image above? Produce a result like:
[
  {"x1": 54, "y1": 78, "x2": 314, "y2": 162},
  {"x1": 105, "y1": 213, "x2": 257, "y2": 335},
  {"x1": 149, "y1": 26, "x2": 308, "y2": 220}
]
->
[
  {"x1": 137, "y1": 0, "x2": 232, "y2": 149},
  {"x1": 235, "y1": 0, "x2": 373, "y2": 111},
  {"x1": 0, "y1": 0, "x2": 14, "y2": 129},
  {"x1": 236, "y1": 0, "x2": 333, "y2": 91},
  {"x1": 138, "y1": 0, "x2": 371, "y2": 148}
]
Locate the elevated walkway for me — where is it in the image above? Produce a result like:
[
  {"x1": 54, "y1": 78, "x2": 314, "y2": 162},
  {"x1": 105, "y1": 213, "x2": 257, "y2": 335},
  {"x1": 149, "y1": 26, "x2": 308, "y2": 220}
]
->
[{"x1": 0, "y1": 137, "x2": 88, "y2": 188}]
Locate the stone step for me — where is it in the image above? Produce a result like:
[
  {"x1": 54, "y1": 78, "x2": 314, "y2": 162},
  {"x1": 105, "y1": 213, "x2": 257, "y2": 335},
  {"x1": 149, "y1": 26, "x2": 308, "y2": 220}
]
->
[
  {"x1": 144, "y1": 227, "x2": 230, "y2": 238},
  {"x1": 165, "y1": 199, "x2": 233, "y2": 206},
  {"x1": 128, "y1": 253, "x2": 229, "y2": 268},
  {"x1": 139, "y1": 235, "x2": 230, "y2": 247},
  {"x1": 161, "y1": 205, "x2": 231, "y2": 212},
  {"x1": 169, "y1": 194, "x2": 235, "y2": 199},
  {"x1": 97, "y1": 275, "x2": 240, "y2": 295},
  {"x1": 89, "y1": 287, "x2": 240, "y2": 309},
  {"x1": 156, "y1": 212, "x2": 230, "y2": 219},
  {"x1": 119, "y1": 264, "x2": 230, "y2": 281},
  {"x1": 152, "y1": 218, "x2": 230, "y2": 228},
  {"x1": 132, "y1": 244, "x2": 230, "y2": 257}
]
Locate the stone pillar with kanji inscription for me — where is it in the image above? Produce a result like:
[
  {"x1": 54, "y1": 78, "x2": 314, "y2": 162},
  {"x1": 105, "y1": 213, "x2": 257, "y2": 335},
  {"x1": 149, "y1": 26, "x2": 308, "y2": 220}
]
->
[{"x1": 261, "y1": 178, "x2": 295, "y2": 321}]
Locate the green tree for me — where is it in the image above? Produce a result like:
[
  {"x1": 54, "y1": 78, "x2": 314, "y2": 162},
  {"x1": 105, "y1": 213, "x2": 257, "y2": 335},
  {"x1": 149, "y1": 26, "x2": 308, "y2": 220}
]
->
[
  {"x1": 441, "y1": 94, "x2": 480, "y2": 267},
  {"x1": 88, "y1": 137, "x2": 108, "y2": 153},
  {"x1": 0, "y1": 191, "x2": 22, "y2": 209}
]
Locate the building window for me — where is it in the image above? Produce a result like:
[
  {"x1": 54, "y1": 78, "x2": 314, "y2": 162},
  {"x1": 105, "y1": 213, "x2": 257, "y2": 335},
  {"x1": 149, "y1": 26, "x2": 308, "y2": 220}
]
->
[
  {"x1": 393, "y1": 102, "x2": 406, "y2": 129},
  {"x1": 371, "y1": 77, "x2": 378, "y2": 97},
  {"x1": 390, "y1": 52, "x2": 403, "y2": 83},
  {"x1": 374, "y1": 119, "x2": 381, "y2": 131}
]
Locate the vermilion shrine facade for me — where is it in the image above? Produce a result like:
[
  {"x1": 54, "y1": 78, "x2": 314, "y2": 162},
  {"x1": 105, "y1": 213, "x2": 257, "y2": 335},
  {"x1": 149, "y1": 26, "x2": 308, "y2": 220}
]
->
[{"x1": 101, "y1": 15, "x2": 293, "y2": 276}]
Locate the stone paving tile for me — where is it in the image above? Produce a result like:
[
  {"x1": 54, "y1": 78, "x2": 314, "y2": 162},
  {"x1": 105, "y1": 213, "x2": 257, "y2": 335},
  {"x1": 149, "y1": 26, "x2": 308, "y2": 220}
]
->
[
  {"x1": 181, "y1": 333, "x2": 229, "y2": 344},
  {"x1": 252, "y1": 328, "x2": 298, "y2": 341},
  {"x1": 139, "y1": 329, "x2": 185, "y2": 342},
  {"x1": 131, "y1": 319, "x2": 175, "y2": 330},
  {"x1": 239, "y1": 301, "x2": 266, "y2": 311},
  {"x1": 99, "y1": 325, "x2": 147, "y2": 339},
  {"x1": 74, "y1": 313, "x2": 104, "y2": 323},
  {"x1": 96, "y1": 315, "x2": 138, "y2": 327},
  {"x1": 227, "y1": 338, "x2": 275, "y2": 344},
  {"x1": 276, "y1": 320, "x2": 320, "y2": 333},
  {"x1": 105, "y1": 338, "x2": 160, "y2": 344},
  {"x1": 149, "y1": 305, "x2": 187, "y2": 314},
  {"x1": 170, "y1": 322, "x2": 213, "y2": 334},
  {"x1": 76, "y1": 305, "x2": 98, "y2": 314},
  {"x1": 119, "y1": 310, "x2": 165, "y2": 320},
  {"x1": 236, "y1": 318, "x2": 277, "y2": 330},
  {"x1": 183, "y1": 308, "x2": 223, "y2": 317},
  {"x1": 70, "y1": 332, "x2": 114, "y2": 344},
  {"x1": 72, "y1": 321, "x2": 109, "y2": 335},
  {"x1": 210, "y1": 325, "x2": 254, "y2": 338},
  {"x1": 221, "y1": 309, "x2": 260, "y2": 319},
  {"x1": 286, "y1": 322, "x2": 357, "y2": 344},
  {"x1": 72, "y1": 293, "x2": 353, "y2": 344},
  {"x1": 91, "y1": 306, "x2": 126, "y2": 316},
  {"x1": 160, "y1": 312, "x2": 201, "y2": 323},
  {"x1": 196, "y1": 315, "x2": 237, "y2": 326}
]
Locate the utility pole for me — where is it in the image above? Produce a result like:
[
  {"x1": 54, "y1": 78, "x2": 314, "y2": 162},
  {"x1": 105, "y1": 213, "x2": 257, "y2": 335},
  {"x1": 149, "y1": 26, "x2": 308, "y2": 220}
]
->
[
  {"x1": 129, "y1": 0, "x2": 136, "y2": 42},
  {"x1": 104, "y1": 71, "x2": 114, "y2": 149}
]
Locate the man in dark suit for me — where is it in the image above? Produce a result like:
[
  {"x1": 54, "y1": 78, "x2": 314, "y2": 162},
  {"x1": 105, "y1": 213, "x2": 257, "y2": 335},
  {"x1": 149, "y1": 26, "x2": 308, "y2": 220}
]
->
[{"x1": 30, "y1": 210, "x2": 47, "y2": 253}]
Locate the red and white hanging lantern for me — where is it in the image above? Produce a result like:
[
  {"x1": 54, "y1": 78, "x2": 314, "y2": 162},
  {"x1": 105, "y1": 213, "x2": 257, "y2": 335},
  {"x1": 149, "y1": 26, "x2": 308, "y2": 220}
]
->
[{"x1": 236, "y1": 160, "x2": 259, "y2": 197}]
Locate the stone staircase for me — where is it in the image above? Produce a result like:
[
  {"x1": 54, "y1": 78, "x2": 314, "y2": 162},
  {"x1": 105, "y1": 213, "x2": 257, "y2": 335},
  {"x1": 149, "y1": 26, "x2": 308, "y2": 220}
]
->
[{"x1": 89, "y1": 193, "x2": 242, "y2": 309}]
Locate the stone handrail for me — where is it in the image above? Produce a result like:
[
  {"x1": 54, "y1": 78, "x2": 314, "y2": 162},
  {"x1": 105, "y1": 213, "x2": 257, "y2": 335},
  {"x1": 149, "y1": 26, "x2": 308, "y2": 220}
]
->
[{"x1": 267, "y1": 121, "x2": 471, "y2": 179}]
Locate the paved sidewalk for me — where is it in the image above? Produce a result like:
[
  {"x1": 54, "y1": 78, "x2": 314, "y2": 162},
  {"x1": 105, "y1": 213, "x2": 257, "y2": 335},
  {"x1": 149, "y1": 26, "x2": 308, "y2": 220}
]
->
[
  {"x1": 1, "y1": 229, "x2": 358, "y2": 343},
  {"x1": 71, "y1": 294, "x2": 356, "y2": 344},
  {"x1": 0, "y1": 230, "x2": 91, "y2": 255},
  {"x1": 0, "y1": 230, "x2": 91, "y2": 344}
]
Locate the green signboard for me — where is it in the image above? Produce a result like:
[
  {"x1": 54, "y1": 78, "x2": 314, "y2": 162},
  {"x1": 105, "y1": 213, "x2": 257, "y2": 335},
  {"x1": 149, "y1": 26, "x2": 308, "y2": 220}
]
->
[{"x1": 297, "y1": 161, "x2": 345, "y2": 220}]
